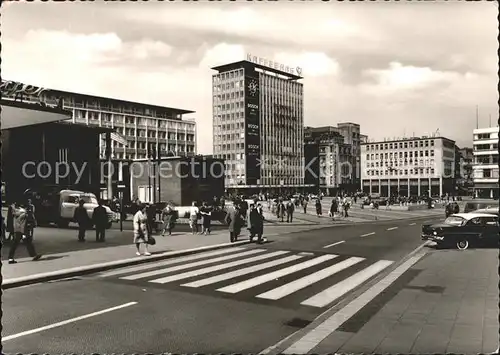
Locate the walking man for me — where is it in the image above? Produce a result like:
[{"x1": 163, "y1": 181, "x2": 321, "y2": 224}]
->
[
  {"x1": 286, "y1": 200, "x2": 295, "y2": 223},
  {"x1": 8, "y1": 206, "x2": 42, "y2": 264},
  {"x1": 92, "y1": 200, "x2": 108, "y2": 242},
  {"x1": 225, "y1": 205, "x2": 240, "y2": 243},
  {"x1": 74, "y1": 199, "x2": 90, "y2": 242}
]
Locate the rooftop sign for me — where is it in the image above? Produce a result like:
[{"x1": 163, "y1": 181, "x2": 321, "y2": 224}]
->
[
  {"x1": 0, "y1": 80, "x2": 47, "y2": 99},
  {"x1": 246, "y1": 54, "x2": 303, "y2": 76}
]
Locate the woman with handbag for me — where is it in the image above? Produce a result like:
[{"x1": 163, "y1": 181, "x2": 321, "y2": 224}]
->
[{"x1": 133, "y1": 204, "x2": 152, "y2": 256}]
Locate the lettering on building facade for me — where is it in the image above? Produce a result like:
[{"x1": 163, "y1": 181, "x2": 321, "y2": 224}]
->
[
  {"x1": 246, "y1": 54, "x2": 303, "y2": 76},
  {"x1": 0, "y1": 80, "x2": 48, "y2": 100}
]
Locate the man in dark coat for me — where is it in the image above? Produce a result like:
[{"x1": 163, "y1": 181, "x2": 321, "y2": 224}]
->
[
  {"x1": 74, "y1": 199, "x2": 91, "y2": 242},
  {"x1": 247, "y1": 204, "x2": 259, "y2": 242},
  {"x1": 92, "y1": 200, "x2": 108, "y2": 242},
  {"x1": 255, "y1": 204, "x2": 265, "y2": 244},
  {"x1": 286, "y1": 201, "x2": 295, "y2": 223},
  {"x1": 225, "y1": 205, "x2": 241, "y2": 243}
]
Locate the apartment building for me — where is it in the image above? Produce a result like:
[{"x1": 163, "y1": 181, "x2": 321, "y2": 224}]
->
[
  {"x1": 472, "y1": 127, "x2": 499, "y2": 199},
  {"x1": 1, "y1": 80, "x2": 197, "y2": 161},
  {"x1": 212, "y1": 60, "x2": 305, "y2": 193},
  {"x1": 360, "y1": 135, "x2": 457, "y2": 197}
]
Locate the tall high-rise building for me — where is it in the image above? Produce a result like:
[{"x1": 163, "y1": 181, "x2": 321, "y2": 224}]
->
[
  {"x1": 1, "y1": 80, "x2": 197, "y2": 161},
  {"x1": 211, "y1": 60, "x2": 305, "y2": 193}
]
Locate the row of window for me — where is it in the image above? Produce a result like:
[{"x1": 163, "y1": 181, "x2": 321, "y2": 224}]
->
[
  {"x1": 474, "y1": 132, "x2": 499, "y2": 140},
  {"x1": 475, "y1": 155, "x2": 499, "y2": 165},
  {"x1": 74, "y1": 109, "x2": 187, "y2": 126},
  {"x1": 474, "y1": 143, "x2": 498, "y2": 151},
  {"x1": 366, "y1": 168, "x2": 435, "y2": 176},
  {"x1": 474, "y1": 168, "x2": 500, "y2": 179},
  {"x1": 366, "y1": 150, "x2": 435, "y2": 160},
  {"x1": 365, "y1": 140, "x2": 435, "y2": 151},
  {"x1": 367, "y1": 159, "x2": 435, "y2": 168}
]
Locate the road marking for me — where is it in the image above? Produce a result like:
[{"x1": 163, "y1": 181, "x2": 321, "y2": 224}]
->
[
  {"x1": 323, "y1": 241, "x2": 345, "y2": 248},
  {"x1": 387, "y1": 227, "x2": 398, "y2": 231},
  {"x1": 150, "y1": 250, "x2": 289, "y2": 284},
  {"x1": 257, "y1": 257, "x2": 364, "y2": 301},
  {"x1": 360, "y1": 232, "x2": 375, "y2": 237},
  {"x1": 409, "y1": 223, "x2": 416, "y2": 226},
  {"x1": 283, "y1": 253, "x2": 425, "y2": 354},
  {"x1": 2, "y1": 302, "x2": 137, "y2": 342},
  {"x1": 122, "y1": 249, "x2": 265, "y2": 280},
  {"x1": 217, "y1": 255, "x2": 337, "y2": 294},
  {"x1": 182, "y1": 254, "x2": 303, "y2": 288},
  {"x1": 300, "y1": 260, "x2": 394, "y2": 308},
  {"x1": 99, "y1": 247, "x2": 245, "y2": 277}
]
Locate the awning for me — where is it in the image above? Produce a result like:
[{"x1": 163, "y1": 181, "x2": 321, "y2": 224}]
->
[{"x1": 1, "y1": 100, "x2": 71, "y2": 130}]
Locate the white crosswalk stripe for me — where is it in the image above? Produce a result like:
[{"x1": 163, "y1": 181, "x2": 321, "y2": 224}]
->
[
  {"x1": 121, "y1": 249, "x2": 266, "y2": 280},
  {"x1": 149, "y1": 250, "x2": 290, "y2": 284},
  {"x1": 99, "y1": 247, "x2": 246, "y2": 278},
  {"x1": 256, "y1": 256, "x2": 365, "y2": 301},
  {"x1": 301, "y1": 259, "x2": 394, "y2": 308},
  {"x1": 182, "y1": 254, "x2": 304, "y2": 288},
  {"x1": 217, "y1": 254, "x2": 337, "y2": 294},
  {"x1": 102, "y1": 247, "x2": 395, "y2": 309}
]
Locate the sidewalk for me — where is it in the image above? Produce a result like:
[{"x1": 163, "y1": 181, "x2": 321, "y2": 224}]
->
[
  {"x1": 2, "y1": 223, "x2": 326, "y2": 281},
  {"x1": 309, "y1": 247, "x2": 499, "y2": 354}
]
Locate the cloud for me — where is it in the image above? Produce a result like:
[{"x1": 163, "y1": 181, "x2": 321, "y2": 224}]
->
[{"x1": 1, "y1": 2, "x2": 498, "y2": 153}]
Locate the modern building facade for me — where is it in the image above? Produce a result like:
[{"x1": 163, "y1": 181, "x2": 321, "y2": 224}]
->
[
  {"x1": 130, "y1": 156, "x2": 225, "y2": 206},
  {"x1": 304, "y1": 125, "x2": 363, "y2": 195},
  {"x1": 1, "y1": 80, "x2": 197, "y2": 161},
  {"x1": 211, "y1": 60, "x2": 305, "y2": 193},
  {"x1": 1, "y1": 99, "x2": 108, "y2": 203},
  {"x1": 472, "y1": 127, "x2": 499, "y2": 198},
  {"x1": 456, "y1": 147, "x2": 474, "y2": 195},
  {"x1": 360, "y1": 135, "x2": 457, "y2": 197}
]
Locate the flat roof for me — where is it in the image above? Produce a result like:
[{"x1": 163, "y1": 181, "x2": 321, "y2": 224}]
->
[
  {"x1": 1, "y1": 79, "x2": 195, "y2": 115},
  {"x1": 0, "y1": 99, "x2": 72, "y2": 130},
  {"x1": 361, "y1": 136, "x2": 455, "y2": 145},
  {"x1": 211, "y1": 60, "x2": 303, "y2": 81}
]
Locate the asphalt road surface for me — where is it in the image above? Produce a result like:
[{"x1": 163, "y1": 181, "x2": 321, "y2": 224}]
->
[{"x1": 3, "y1": 215, "x2": 443, "y2": 353}]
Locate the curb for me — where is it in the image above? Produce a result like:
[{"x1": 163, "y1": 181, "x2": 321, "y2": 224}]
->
[{"x1": 2, "y1": 240, "x2": 252, "y2": 290}]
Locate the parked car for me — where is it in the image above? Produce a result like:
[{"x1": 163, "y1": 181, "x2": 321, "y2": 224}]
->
[
  {"x1": 474, "y1": 207, "x2": 499, "y2": 216},
  {"x1": 421, "y1": 213, "x2": 499, "y2": 250},
  {"x1": 463, "y1": 199, "x2": 497, "y2": 213}
]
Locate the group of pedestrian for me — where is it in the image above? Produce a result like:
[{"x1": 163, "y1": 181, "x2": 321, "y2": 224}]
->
[
  {"x1": 274, "y1": 199, "x2": 295, "y2": 223},
  {"x1": 3, "y1": 199, "x2": 42, "y2": 264},
  {"x1": 188, "y1": 201, "x2": 213, "y2": 235},
  {"x1": 225, "y1": 202, "x2": 265, "y2": 244},
  {"x1": 73, "y1": 199, "x2": 109, "y2": 242}
]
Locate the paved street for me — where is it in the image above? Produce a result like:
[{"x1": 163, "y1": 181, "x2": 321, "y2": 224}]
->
[{"x1": 4, "y1": 214, "x2": 470, "y2": 354}]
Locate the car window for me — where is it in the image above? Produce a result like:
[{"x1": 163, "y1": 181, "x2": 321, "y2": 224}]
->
[
  {"x1": 467, "y1": 217, "x2": 481, "y2": 226},
  {"x1": 63, "y1": 196, "x2": 79, "y2": 204},
  {"x1": 483, "y1": 217, "x2": 499, "y2": 226}
]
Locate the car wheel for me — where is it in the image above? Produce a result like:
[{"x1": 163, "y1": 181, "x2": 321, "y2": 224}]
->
[{"x1": 456, "y1": 240, "x2": 469, "y2": 250}]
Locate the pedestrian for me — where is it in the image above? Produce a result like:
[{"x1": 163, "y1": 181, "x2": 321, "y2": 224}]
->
[
  {"x1": 302, "y1": 199, "x2": 308, "y2": 214},
  {"x1": 74, "y1": 199, "x2": 91, "y2": 242},
  {"x1": 247, "y1": 204, "x2": 258, "y2": 242},
  {"x1": 255, "y1": 204, "x2": 265, "y2": 244},
  {"x1": 343, "y1": 199, "x2": 350, "y2": 218},
  {"x1": 225, "y1": 205, "x2": 241, "y2": 243},
  {"x1": 286, "y1": 200, "x2": 295, "y2": 223},
  {"x1": 146, "y1": 203, "x2": 157, "y2": 236},
  {"x1": 161, "y1": 203, "x2": 175, "y2": 236},
  {"x1": 7, "y1": 206, "x2": 42, "y2": 264},
  {"x1": 6, "y1": 202, "x2": 16, "y2": 241},
  {"x1": 92, "y1": 199, "x2": 108, "y2": 242},
  {"x1": 189, "y1": 201, "x2": 200, "y2": 234},
  {"x1": 25, "y1": 198, "x2": 36, "y2": 239},
  {"x1": 329, "y1": 199, "x2": 338, "y2": 221},
  {"x1": 315, "y1": 199, "x2": 322, "y2": 216},
  {"x1": 133, "y1": 204, "x2": 151, "y2": 256},
  {"x1": 200, "y1": 201, "x2": 212, "y2": 235},
  {"x1": 277, "y1": 200, "x2": 285, "y2": 222}
]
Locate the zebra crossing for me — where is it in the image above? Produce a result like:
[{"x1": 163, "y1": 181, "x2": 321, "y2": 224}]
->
[{"x1": 97, "y1": 246, "x2": 394, "y2": 309}]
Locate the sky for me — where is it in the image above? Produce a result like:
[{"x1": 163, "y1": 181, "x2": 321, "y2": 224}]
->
[{"x1": 2, "y1": 1, "x2": 498, "y2": 153}]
